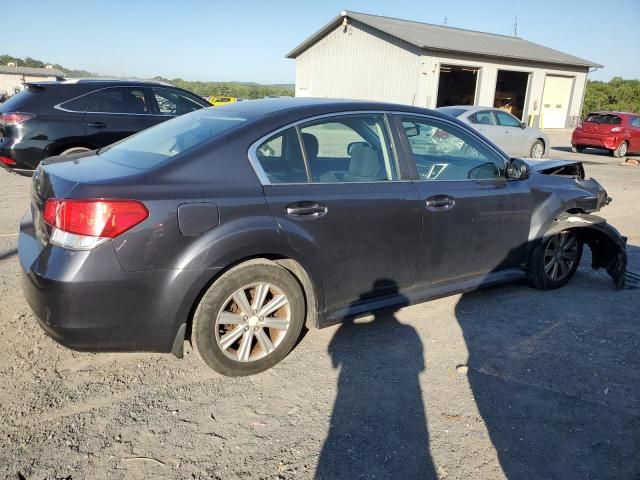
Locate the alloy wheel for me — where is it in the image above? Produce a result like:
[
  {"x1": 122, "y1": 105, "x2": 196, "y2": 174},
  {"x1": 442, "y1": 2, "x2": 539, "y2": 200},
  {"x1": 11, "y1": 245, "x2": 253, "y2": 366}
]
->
[
  {"x1": 543, "y1": 231, "x2": 579, "y2": 282},
  {"x1": 531, "y1": 142, "x2": 544, "y2": 159},
  {"x1": 618, "y1": 142, "x2": 628, "y2": 157},
  {"x1": 214, "y1": 282, "x2": 290, "y2": 362}
]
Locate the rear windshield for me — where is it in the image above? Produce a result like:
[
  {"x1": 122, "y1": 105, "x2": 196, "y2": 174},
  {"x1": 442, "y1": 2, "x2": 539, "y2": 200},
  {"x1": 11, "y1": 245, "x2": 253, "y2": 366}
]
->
[
  {"x1": 99, "y1": 108, "x2": 248, "y2": 169},
  {"x1": 437, "y1": 107, "x2": 467, "y2": 118},
  {"x1": 584, "y1": 113, "x2": 622, "y2": 125},
  {"x1": 0, "y1": 87, "x2": 43, "y2": 112}
]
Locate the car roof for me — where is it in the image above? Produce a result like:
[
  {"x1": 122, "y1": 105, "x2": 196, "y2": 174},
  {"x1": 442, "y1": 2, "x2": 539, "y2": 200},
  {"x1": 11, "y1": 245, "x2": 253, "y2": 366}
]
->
[
  {"x1": 212, "y1": 97, "x2": 447, "y2": 119},
  {"x1": 26, "y1": 79, "x2": 171, "y2": 88},
  {"x1": 438, "y1": 105, "x2": 504, "y2": 114}
]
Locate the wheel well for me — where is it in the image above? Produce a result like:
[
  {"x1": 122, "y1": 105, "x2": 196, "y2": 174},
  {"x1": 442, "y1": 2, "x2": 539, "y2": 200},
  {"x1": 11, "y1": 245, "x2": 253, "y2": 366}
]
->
[
  {"x1": 52, "y1": 143, "x2": 97, "y2": 156},
  {"x1": 184, "y1": 255, "x2": 320, "y2": 343}
]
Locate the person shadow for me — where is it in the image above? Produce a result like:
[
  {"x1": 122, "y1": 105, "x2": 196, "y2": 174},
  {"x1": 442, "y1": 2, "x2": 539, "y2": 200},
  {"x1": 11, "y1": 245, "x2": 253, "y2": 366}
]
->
[{"x1": 315, "y1": 279, "x2": 437, "y2": 480}]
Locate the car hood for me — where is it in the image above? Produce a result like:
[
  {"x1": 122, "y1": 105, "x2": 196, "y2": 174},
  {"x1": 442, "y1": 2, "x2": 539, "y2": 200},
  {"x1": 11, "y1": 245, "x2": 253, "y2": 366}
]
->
[{"x1": 523, "y1": 159, "x2": 584, "y2": 178}]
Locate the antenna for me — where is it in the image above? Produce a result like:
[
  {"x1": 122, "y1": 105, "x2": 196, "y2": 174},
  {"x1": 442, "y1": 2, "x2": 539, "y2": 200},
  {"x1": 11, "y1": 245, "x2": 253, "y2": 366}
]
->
[{"x1": 512, "y1": 15, "x2": 518, "y2": 37}]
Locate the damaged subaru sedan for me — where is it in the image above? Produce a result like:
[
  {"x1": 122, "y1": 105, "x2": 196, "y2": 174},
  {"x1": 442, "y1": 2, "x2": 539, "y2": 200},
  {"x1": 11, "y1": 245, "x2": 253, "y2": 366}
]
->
[{"x1": 18, "y1": 99, "x2": 627, "y2": 376}]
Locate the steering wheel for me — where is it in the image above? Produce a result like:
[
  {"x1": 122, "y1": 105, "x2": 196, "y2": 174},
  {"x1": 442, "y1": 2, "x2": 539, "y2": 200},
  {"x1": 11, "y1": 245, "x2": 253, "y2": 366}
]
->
[{"x1": 467, "y1": 162, "x2": 500, "y2": 179}]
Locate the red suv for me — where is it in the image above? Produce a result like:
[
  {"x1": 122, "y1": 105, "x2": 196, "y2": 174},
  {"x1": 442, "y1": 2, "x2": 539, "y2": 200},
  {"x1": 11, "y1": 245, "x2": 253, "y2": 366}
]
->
[{"x1": 571, "y1": 112, "x2": 640, "y2": 157}]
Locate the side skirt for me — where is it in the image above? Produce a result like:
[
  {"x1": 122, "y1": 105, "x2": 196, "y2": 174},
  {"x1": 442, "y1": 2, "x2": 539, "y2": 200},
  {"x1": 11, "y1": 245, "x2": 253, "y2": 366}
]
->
[{"x1": 318, "y1": 268, "x2": 527, "y2": 328}]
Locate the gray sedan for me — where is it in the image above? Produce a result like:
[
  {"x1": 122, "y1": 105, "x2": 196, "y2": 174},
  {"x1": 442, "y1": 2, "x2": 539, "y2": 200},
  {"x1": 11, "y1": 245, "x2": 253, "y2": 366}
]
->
[{"x1": 438, "y1": 106, "x2": 549, "y2": 158}]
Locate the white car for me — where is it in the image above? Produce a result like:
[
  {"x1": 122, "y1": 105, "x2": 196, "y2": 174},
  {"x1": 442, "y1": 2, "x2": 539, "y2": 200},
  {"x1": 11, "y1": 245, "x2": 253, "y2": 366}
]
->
[{"x1": 438, "y1": 106, "x2": 549, "y2": 159}]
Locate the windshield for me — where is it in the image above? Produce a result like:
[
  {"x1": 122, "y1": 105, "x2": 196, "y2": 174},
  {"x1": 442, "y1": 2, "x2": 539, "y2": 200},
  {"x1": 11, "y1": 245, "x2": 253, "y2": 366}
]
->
[{"x1": 99, "y1": 108, "x2": 248, "y2": 169}]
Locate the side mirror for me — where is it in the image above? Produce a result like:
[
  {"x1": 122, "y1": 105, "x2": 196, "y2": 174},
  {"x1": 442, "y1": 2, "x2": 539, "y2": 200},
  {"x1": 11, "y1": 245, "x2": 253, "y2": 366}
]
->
[
  {"x1": 520, "y1": 122, "x2": 527, "y2": 129},
  {"x1": 507, "y1": 157, "x2": 531, "y2": 181}
]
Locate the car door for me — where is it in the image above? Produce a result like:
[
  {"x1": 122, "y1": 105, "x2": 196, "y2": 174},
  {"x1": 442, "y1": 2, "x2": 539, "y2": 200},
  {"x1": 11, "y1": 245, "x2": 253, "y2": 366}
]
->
[
  {"x1": 467, "y1": 110, "x2": 504, "y2": 148},
  {"x1": 394, "y1": 113, "x2": 531, "y2": 287},
  {"x1": 251, "y1": 113, "x2": 422, "y2": 310},
  {"x1": 495, "y1": 110, "x2": 528, "y2": 155},
  {"x1": 82, "y1": 86, "x2": 159, "y2": 147},
  {"x1": 629, "y1": 116, "x2": 640, "y2": 152}
]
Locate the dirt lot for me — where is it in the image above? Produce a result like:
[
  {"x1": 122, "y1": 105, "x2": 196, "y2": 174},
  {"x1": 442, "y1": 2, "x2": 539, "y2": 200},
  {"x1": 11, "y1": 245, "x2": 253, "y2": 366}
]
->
[{"x1": 0, "y1": 134, "x2": 639, "y2": 480}]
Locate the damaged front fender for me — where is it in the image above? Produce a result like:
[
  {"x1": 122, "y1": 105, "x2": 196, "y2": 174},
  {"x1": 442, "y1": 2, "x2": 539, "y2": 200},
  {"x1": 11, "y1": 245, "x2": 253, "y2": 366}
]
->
[{"x1": 545, "y1": 213, "x2": 627, "y2": 289}]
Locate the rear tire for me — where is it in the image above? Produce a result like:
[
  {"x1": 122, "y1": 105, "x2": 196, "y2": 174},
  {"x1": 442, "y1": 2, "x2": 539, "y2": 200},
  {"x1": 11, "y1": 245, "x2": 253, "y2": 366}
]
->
[
  {"x1": 528, "y1": 230, "x2": 583, "y2": 290},
  {"x1": 613, "y1": 141, "x2": 628, "y2": 158},
  {"x1": 60, "y1": 146, "x2": 91, "y2": 155},
  {"x1": 571, "y1": 144, "x2": 584, "y2": 153},
  {"x1": 530, "y1": 140, "x2": 545, "y2": 159},
  {"x1": 191, "y1": 259, "x2": 305, "y2": 376}
]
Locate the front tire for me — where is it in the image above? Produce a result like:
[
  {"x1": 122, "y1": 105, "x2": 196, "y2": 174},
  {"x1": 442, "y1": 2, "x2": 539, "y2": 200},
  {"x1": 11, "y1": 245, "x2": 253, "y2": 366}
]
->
[
  {"x1": 528, "y1": 230, "x2": 583, "y2": 290},
  {"x1": 529, "y1": 140, "x2": 544, "y2": 159},
  {"x1": 191, "y1": 259, "x2": 305, "y2": 376},
  {"x1": 613, "y1": 141, "x2": 628, "y2": 158}
]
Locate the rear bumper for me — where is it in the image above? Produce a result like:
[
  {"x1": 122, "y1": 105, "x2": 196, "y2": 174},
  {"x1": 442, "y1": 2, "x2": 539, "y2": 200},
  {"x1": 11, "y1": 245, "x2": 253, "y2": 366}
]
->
[
  {"x1": 0, "y1": 137, "x2": 45, "y2": 172},
  {"x1": 19, "y1": 211, "x2": 216, "y2": 353},
  {"x1": 571, "y1": 132, "x2": 622, "y2": 150}
]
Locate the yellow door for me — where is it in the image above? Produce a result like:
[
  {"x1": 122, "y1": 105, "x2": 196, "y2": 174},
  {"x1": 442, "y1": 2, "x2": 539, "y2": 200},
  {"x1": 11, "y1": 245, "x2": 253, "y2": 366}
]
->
[{"x1": 540, "y1": 76, "x2": 573, "y2": 129}]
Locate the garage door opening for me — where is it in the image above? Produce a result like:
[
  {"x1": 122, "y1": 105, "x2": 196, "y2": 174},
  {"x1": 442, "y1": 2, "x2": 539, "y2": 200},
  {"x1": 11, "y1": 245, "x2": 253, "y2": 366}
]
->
[
  {"x1": 436, "y1": 65, "x2": 478, "y2": 107},
  {"x1": 493, "y1": 70, "x2": 529, "y2": 120}
]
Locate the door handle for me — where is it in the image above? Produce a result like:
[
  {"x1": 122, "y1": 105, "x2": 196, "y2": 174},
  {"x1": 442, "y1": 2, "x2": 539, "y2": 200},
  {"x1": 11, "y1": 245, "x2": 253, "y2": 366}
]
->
[
  {"x1": 87, "y1": 122, "x2": 108, "y2": 128},
  {"x1": 425, "y1": 195, "x2": 455, "y2": 210},
  {"x1": 285, "y1": 201, "x2": 328, "y2": 218}
]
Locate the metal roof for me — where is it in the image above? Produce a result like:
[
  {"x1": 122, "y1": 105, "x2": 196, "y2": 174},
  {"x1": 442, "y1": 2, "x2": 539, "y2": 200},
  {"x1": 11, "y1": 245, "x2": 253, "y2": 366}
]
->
[
  {"x1": 0, "y1": 65, "x2": 65, "y2": 77},
  {"x1": 286, "y1": 11, "x2": 603, "y2": 69}
]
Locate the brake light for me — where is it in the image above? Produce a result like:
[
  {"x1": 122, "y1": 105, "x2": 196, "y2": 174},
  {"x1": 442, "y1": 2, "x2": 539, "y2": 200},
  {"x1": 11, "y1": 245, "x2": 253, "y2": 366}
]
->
[
  {"x1": 43, "y1": 199, "x2": 148, "y2": 249},
  {"x1": 576, "y1": 123, "x2": 582, "y2": 130},
  {"x1": 0, "y1": 112, "x2": 36, "y2": 126},
  {"x1": 611, "y1": 126, "x2": 624, "y2": 133},
  {"x1": 0, "y1": 156, "x2": 16, "y2": 166}
]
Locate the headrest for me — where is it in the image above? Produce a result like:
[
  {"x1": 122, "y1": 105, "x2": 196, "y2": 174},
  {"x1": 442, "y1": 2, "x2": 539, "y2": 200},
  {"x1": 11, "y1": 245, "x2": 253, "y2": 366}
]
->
[
  {"x1": 301, "y1": 132, "x2": 319, "y2": 159},
  {"x1": 349, "y1": 144, "x2": 380, "y2": 178}
]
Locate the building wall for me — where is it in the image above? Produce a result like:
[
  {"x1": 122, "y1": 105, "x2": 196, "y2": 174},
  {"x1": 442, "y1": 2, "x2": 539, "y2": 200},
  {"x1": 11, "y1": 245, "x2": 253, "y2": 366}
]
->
[
  {"x1": 295, "y1": 20, "x2": 423, "y2": 104},
  {"x1": 294, "y1": 26, "x2": 590, "y2": 129},
  {"x1": 0, "y1": 74, "x2": 58, "y2": 95}
]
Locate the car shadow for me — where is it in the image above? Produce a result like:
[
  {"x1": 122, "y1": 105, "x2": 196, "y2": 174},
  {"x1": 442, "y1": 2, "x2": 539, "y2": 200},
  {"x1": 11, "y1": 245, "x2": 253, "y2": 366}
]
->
[
  {"x1": 552, "y1": 146, "x2": 639, "y2": 158},
  {"x1": 0, "y1": 248, "x2": 18, "y2": 262},
  {"x1": 315, "y1": 279, "x2": 437, "y2": 479},
  {"x1": 455, "y1": 244, "x2": 640, "y2": 479}
]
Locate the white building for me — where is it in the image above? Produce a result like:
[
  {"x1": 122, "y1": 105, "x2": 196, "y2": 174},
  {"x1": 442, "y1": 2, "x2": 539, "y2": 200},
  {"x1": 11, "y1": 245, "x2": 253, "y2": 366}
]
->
[
  {"x1": 0, "y1": 65, "x2": 64, "y2": 97},
  {"x1": 287, "y1": 11, "x2": 602, "y2": 129}
]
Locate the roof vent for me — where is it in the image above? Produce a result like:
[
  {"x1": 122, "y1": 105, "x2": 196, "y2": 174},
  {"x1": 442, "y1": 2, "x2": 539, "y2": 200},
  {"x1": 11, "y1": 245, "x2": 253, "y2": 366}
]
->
[
  {"x1": 7, "y1": 62, "x2": 16, "y2": 67},
  {"x1": 45, "y1": 64, "x2": 53, "y2": 69}
]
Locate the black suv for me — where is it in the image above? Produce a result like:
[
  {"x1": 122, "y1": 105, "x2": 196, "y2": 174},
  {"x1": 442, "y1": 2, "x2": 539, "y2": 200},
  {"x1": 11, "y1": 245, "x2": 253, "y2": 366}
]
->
[{"x1": 0, "y1": 79, "x2": 211, "y2": 175}]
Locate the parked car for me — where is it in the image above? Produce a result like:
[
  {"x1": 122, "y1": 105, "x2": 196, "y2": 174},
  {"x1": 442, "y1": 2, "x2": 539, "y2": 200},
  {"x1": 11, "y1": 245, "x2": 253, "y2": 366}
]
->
[
  {"x1": 20, "y1": 99, "x2": 626, "y2": 376},
  {"x1": 438, "y1": 105, "x2": 549, "y2": 159},
  {"x1": 571, "y1": 112, "x2": 640, "y2": 157},
  {"x1": 0, "y1": 79, "x2": 211, "y2": 175},
  {"x1": 208, "y1": 96, "x2": 237, "y2": 106}
]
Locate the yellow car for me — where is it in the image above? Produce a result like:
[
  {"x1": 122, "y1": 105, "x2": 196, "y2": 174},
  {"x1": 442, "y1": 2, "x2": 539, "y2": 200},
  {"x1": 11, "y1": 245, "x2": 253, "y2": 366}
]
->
[{"x1": 208, "y1": 96, "x2": 236, "y2": 107}]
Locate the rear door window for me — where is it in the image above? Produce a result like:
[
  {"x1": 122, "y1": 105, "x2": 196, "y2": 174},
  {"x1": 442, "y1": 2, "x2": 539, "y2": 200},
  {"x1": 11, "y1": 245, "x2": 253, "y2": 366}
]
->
[
  {"x1": 299, "y1": 114, "x2": 398, "y2": 183},
  {"x1": 87, "y1": 87, "x2": 150, "y2": 114},
  {"x1": 470, "y1": 111, "x2": 497, "y2": 125}
]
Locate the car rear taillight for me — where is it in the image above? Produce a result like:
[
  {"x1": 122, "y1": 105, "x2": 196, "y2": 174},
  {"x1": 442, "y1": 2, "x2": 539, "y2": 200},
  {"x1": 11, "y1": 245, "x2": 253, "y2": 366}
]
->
[
  {"x1": 576, "y1": 123, "x2": 583, "y2": 130},
  {"x1": 0, "y1": 156, "x2": 16, "y2": 166},
  {"x1": 0, "y1": 112, "x2": 36, "y2": 126},
  {"x1": 610, "y1": 126, "x2": 624, "y2": 133},
  {"x1": 43, "y1": 199, "x2": 149, "y2": 250}
]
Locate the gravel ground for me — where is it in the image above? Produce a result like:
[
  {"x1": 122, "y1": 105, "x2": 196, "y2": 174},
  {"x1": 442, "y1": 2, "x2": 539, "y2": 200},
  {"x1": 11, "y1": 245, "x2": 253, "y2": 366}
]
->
[{"x1": 0, "y1": 135, "x2": 639, "y2": 480}]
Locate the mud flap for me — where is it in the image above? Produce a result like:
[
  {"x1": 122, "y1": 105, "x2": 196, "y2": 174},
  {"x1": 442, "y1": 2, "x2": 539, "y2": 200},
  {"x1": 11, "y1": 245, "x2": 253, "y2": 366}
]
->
[{"x1": 546, "y1": 214, "x2": 627, "y2": 289}]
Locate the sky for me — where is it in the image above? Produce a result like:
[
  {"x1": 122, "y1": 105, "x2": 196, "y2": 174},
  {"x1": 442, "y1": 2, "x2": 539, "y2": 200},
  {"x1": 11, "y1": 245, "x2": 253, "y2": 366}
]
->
[{"x1": 4, "y1": 0, "x2": 639, "y2": 84}]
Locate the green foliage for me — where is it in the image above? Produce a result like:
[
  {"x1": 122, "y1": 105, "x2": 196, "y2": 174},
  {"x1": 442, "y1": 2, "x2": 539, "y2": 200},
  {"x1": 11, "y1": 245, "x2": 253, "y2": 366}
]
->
[
  {"x1": 583, "y1": 77, "x2": 640, "y2": 115},
  {"x1": 1, "y1": 53, "x2": 294, "y2": 99}
]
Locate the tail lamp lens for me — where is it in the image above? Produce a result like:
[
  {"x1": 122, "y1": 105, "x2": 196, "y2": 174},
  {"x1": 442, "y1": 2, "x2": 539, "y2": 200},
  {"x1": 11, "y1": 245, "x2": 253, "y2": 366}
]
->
[
  {"x1": 0, "y1": 112, "x2": 36, "y2": 126},
  {"x1": 610, "y1": 126, "x2": 624, "y2": 133},
  {"x1": 576, "y1": 123, "x2": 583, "y2": 130},
  {"x1": 0, "y1": 156, "x2": 17, "y2": 166},
  {"x1": 43, "y1": 199, "x2": 149, "y2": 239}
]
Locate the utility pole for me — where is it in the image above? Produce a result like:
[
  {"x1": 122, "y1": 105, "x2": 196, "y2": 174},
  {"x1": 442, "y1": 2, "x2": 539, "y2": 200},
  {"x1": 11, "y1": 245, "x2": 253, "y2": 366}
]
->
[{"x1": 443, "y1": 16, "x2": 448, "y2": 26}]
